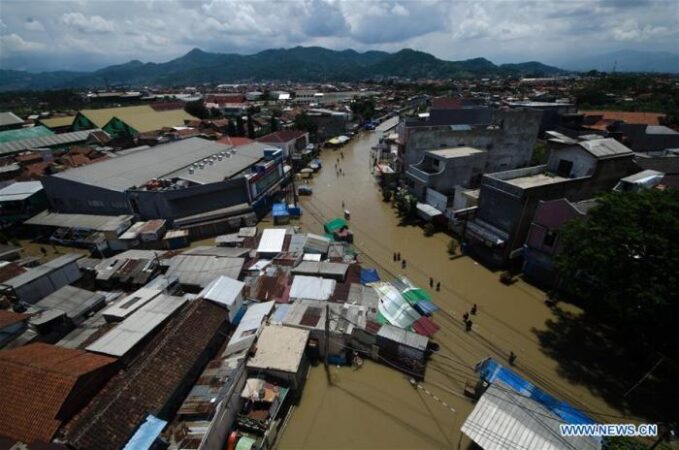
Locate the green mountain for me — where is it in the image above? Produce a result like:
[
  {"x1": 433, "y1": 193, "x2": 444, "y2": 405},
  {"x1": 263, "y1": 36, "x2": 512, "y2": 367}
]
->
[{"x1": 0, "y1": 46, "x2": 566, "y2": 91}]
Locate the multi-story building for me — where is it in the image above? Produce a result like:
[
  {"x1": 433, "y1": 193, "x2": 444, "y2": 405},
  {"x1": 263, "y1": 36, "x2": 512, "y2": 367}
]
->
[{"x1": 464, "y1": 138, "x2": 638, "y2": 266}]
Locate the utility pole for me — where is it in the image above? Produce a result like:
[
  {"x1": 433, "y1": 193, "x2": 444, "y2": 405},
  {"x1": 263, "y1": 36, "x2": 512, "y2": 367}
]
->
[{"x1": 324, "y1": 304, "x2": 331, "y2": 385}]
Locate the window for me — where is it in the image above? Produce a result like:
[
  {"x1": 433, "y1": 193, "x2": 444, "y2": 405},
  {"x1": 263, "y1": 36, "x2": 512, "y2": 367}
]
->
[
  {"x1": 87, "y1": 200, "x2": 104, "y2": 208},
  {"x1": 556, "y1": 159, "x2": 573, "y2": 178},
  {"x1": 543, "y1": 230, "x2": 557, "y2": 247}
]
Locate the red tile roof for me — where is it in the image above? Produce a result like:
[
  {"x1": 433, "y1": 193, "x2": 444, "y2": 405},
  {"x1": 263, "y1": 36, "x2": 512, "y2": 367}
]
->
[
  {"x1": 0, "y1": 343, "x2": 116, "y2": 444},
  {"x1": 217, "y1": 136, "x2": 254, "y2": 147},
  {"x1": 204, "y1": 94, "x2": 246, "y2": 105},
  {"x1": 431, "y1": 97, "x2": 463, "y2": 109},
  {"x1": 64, "y1": 300, "x2": 228, "y2": 450},
  {"x1": 0, "y1": 310, "x2": 29, "y2": 329},
  {"x1": 581, "y1": 110, "x2": 666, "y2": 126},
  {"x1": 412, "y1": 316, "x2": 440, "y2": 337},
  {"x1": 0, "y1": 262, "x2": 27, "y2": 283},
  {"x1": 257, "y1": 130, "x2": 307, "y2": 144}
]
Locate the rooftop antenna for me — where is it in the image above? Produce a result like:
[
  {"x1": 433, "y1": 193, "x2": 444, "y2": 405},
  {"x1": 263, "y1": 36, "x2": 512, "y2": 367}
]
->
[{"x1": 612, "y1": 59, "x2": 617, "y2": 74}]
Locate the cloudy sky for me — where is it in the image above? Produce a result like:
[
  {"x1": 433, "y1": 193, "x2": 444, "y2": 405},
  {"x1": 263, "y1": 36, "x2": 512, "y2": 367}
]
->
[{"x1": 1, "y1": 0, "x2": 677, "y2": 71}]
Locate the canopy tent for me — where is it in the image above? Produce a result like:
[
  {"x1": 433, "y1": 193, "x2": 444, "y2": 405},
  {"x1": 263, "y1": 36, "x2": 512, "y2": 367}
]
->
[{"x1": 372, "y1": 282, "x2": 421, "y2": 330}]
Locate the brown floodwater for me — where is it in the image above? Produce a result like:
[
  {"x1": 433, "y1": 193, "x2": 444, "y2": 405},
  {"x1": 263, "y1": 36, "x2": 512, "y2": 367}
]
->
[{"x1": 277, "y1": 119, "x2": 628, "y2": 449}]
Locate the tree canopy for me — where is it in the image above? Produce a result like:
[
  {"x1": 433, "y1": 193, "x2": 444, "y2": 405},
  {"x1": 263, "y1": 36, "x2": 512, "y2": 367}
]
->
[{"x1": 556, "y1": 189, "x2": 679, "y2": 355}]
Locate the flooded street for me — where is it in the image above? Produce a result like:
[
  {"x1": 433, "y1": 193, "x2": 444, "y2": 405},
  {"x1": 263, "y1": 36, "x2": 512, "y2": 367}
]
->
[{"x1": 278, "y1": 119, "x2": 627, "y2": 449}]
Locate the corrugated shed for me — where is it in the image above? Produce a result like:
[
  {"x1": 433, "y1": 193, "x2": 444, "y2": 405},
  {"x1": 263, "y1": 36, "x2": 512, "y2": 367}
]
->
[{"x1": 461, "y1": 382, "x2": 600, "y2": 450}]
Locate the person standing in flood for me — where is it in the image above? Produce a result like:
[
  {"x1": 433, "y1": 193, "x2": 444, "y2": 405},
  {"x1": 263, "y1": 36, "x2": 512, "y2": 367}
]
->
[
  {"x1": 471, "y1": 304, "x2": 477, "y2": 315},
  {"x1": 436, "y1": 282, "x2": 440, "y2": 291},
  {"x1": 401, "y1": 259, "x2": 407, "y2": 269},
  {"x1": 429, "y1": 277, "x2": 434, "y2": 287}
]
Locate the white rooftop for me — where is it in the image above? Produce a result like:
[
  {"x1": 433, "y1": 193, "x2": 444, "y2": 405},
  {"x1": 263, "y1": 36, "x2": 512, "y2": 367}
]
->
[
  {"x1": 289, "y1": 275, "x2": 336, "y2": 301},
  {"x1": 246, "y1": 325, "x2": 309, "y2": 374},
  {"x1": 0, "y1": 181, "x2": 43, "y2": 202},
  {"x1": 257, "y1": 228, "x2": 287, "y2": 254},
  {"x1": 198, "y1": 275, "x2": 244, "y2": 309}
]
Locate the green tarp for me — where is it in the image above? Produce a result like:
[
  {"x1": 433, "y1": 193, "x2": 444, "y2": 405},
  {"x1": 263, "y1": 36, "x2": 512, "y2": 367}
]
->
[
  {"x1": 324, "y1": 217, "x2": 348, "y2": 234},
  {"x1": 402, "y1": 288, "x2": 432, "y2": 304},
  {"x1": 0, "y1": 126, "x2": 54, "y2": 143}
]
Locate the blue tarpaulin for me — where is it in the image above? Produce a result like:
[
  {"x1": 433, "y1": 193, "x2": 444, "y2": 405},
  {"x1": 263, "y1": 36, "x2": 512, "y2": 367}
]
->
[
  {"x1": 360, "y1": 268, "x2": 380, "y2": 284},
  {"x1": 123, "y1": 415, "x2": 167, "y2": 450},
  {"x1": 475, "y1": 358, "x2": 596, "y2": 425},
  {"x1": 272, "y1": 202, "x2": 289, "y2": 217},
  {"x1": 414, "y1": 300, "x2": 439, "y2": 315}
]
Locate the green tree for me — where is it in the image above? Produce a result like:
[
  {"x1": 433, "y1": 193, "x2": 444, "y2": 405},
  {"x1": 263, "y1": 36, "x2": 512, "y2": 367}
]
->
[
  {"x1": 293, "y1": 112, "x2": 318, "y2": 134},
  {"x1": 351, "y1": 98, "x2": 376, "y2": 122},
  {"x1": 246, "y1": 110, "x2": 256, "y2": 139},
  {"x1": 447, "y1": 239, "x2": 459, "y2": 257},
  {"x1": 236, "y1": 116, "x2": 245, "y2": 136},
  {"x1": 227, "y1": 120, "x2": 237, "y2": 136},
  {"x1": 556, "y1": 189, "x2": 679, "y2": 355},
  {"x1": 184, "y1": 100, "x2": 209, "y2": 119}
]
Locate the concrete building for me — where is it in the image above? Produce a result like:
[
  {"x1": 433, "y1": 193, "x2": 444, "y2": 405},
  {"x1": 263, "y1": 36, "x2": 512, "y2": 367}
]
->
[
  {"x1": 405, "y1": 147, "x2": 487, "y2": 212},
  {"x1": 256, "y1": 130, "x2": 309, "y2": 158},
  {"x1": 522, "y1": 198, "x2": 598, "y2": 287},
  {"x1": 465, "y1": 138, "x2": 638, "y2": 265},
  {"x1": 398, "y1": 108, "x2": 542, "y2": 174},
  {"x1": 506, "y1": 101, "x2": 578, "y2": 136},
  {"x1": 246, "y1": 324, "x2": 310, "y2": 393},
  {"x1": 612, "y1": 123, "x2": 679, "y2": 152},
  {"x1": 38, "y1": 138, "x2": 286, "y2": 237}
]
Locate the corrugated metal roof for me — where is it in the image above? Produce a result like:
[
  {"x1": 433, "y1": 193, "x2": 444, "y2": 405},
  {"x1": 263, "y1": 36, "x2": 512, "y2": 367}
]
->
[
  {"x1": 165, "y1": 255, "x2": 245, "y2": 288},
  {"x1": 198, "y1": 275, "x2": 244, "y2": 308},
  {"x1": 578, "y1": 138, "x2": 632, "y2": 159},
  {"x1": 25, "y1": 210, "x2": 133, "y2": 232},
  {"x1": 53, "y1": 137, "x2": 234, "y2": 192},
  {"x1": 289, "y1": 275, "x2": 336, "y2": 301},
  {"x1": 39, "y1": 115, "x2": 76, "y2": 129},
  {"x1": 0, "y1": 129, "x2": 101, "y2": 155},
  {"x1": 2, "y1": 253, "x2": 82, "y2": 289},
  {"x1": 291, "y1": 261, "x2": 349, "y2": 277},
  {"x1": 461, "y1": 383, "x2": 601, "y2": 450},
  {"x1": 224, "y1": 300, "x2": 275, "y2": 357},
  {"x1": 0, "y1": 112, "x2": 24, "y2": 128},
  {"x1": 165, "y1": 141, "x2": 266, "y2": 185},
  {"x1": 33, "y1": 285, "x2": 105, "y2": 321},
  {"x1": 86, "y1": 294, "x2": 187, "y2": 357},
  {"x1": 377, "y1": 324, "x2": 428, "y2": 351},
  {"x1": 0, "y1": 181, "x2": 43, "y2": 202},
  {"x1": 257, "y1": 228, "x2": 287, "y2": 254},
  {"x1": 100, "y1": 286, "x2": 165, "y2": 321},
  {"x1": 0, "y1": 125, "x2": 54, "y2": 143},
  {"x1": 246, "y1": 324, "x2": 309, "y2": 373},
  {"x1": 79, "y1": 105, "x2": 196, "y2": 133},
  {"x1": 181, "y1": 245, "x2": 249, "y2": 258}
]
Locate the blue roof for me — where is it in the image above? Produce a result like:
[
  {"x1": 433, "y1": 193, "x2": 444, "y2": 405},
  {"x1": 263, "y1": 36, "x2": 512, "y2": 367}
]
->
[
  {"x1": 123, "y1": 414, "x2": 167, "y2": 450},
  {"x1": 475, "y1": 358, "x2": 596, "y2": 425},
  {"x1": 360, "y1": 267, "x2": 380, "y2": 284}
]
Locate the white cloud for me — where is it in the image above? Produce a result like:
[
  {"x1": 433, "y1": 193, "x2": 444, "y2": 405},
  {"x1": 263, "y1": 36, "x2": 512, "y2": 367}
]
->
[
  {"x1": 61, "y1": 12, "x2": 114, "y2": 33},
  {"x1": 24, "y1": 18, "x2": 45, "y2": 32},
  {"x1": 0, "y1": 0, "x2": 675, "y2": 71},
  {"x1": 0, "y1": 33, "x2": 46, "y2": 52}
]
